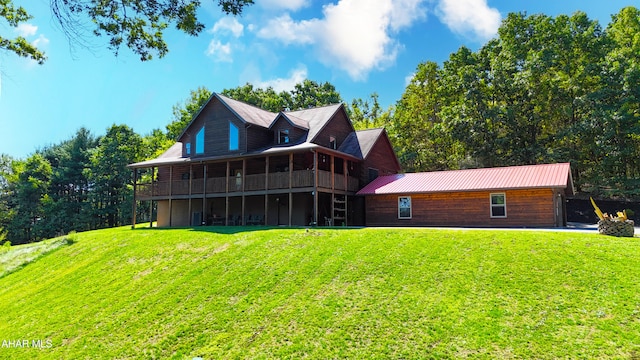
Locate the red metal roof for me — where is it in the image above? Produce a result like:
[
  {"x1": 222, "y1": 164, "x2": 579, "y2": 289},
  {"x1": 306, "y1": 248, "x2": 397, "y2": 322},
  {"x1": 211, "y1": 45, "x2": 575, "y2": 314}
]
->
[{"x1": 356, "y1": 163, "x2": 574, "y2": 195}]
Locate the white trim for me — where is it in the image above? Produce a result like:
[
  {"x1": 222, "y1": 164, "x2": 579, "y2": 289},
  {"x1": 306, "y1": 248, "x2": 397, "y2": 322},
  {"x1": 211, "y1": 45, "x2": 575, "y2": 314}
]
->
[
  {"x1": 398, "y1": 196, "x2": 412, "y2": 219},
  {"x1": 490, "y1": 193, "x2": 507, "y2": 218}
]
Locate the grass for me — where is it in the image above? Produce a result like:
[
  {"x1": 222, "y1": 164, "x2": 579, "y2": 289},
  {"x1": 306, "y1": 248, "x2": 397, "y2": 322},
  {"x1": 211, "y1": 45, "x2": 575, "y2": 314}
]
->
[{"x1": 0, "y1": 226, "x2": 639, "y2": 359}]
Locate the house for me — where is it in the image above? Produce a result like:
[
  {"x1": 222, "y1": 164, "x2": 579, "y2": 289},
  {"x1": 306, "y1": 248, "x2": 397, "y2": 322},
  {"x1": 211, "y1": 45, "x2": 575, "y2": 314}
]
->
[
  {"x1": 356, "y1": 163, "x2": 574, "y2": 227},
  {"x1": 128, "y1": 93, "x2": 401, "y2": 227}
]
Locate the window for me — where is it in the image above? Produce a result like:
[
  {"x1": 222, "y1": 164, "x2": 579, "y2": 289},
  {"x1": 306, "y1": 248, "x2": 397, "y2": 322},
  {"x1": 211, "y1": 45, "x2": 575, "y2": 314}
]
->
[
  {"x1": 185, "y1": 142, "x2": 191, "y2": 155},
  {"x1": 278, "y1": 129, "x2": 289, "y2": 144},
  {"x1": 229, "y1": 122, "x2": 239, "y2": 151},
  {"x1": 329, "y1": 136, "x2": 337, "y2": 149},
  {"x1": 195, "y1": 127, "x2": 205, "y2": 154},
  {"x1": 490, "y1": 193, "x2": 507, "y2": 218},
  {"x1": 398, "y1": 196, "x2": 412, "y2": 219}
]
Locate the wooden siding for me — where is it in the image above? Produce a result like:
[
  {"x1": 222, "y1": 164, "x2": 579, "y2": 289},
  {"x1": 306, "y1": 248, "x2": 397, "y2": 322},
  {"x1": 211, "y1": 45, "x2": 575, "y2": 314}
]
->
[
  {"x1": 364, "y1": 189, "x2": 557, "y2": 227},
  {"x1": 312, "y1": 108, "x2": 354, "y2": 149},
  {"x1": 270, "y1": 117, "x2": 307, "y2": 145},
  {"x1": 361, "y1": 132, "x2": 400, "y2": 185},
  {"x1": 184, "y1": 98, "x2": 249, "y2": 157},
  {"x1": 246, "y1": 126, "x2": 272, "y2": 152}
]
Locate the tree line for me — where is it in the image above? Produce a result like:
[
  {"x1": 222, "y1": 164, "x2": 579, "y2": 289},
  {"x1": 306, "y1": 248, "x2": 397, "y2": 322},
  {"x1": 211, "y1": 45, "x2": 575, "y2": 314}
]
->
[
  {"x1": 2, "y1": 7, "x2": 639, "y2": 244},
  {"x1": 377, "y1": 7, "x2": 640, "y2": 199}
]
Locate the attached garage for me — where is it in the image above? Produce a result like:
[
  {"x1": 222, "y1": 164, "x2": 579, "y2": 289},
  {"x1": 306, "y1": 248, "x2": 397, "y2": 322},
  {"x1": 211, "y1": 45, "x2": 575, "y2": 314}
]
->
[{"x1": 357, "y1": 163, "x2": 574, "y2": 228}]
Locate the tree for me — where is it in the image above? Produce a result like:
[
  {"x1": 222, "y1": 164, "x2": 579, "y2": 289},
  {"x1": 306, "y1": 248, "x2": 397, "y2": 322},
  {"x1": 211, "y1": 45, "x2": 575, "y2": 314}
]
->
[
  {"x1": 0, "y1": 1, "x2": 46, "y2": 63},
  {"x1": 6, "y1": 154, "x2": 52, "y2": 243},
  {"x1": 350, "y1": 93, "x2": 392, "y2": 130},
  {"x1": 221, "y1": 80, "x2": 344, "y2": 112},
  {"x1": 41, "y1": 128, "x2": 97, "y2": 235},
  {"x1": 87, "y1": 125, "x2": 143, "y2": 228},
  {"x1": 3, "y1": 0, "x2": 253, "y2": 62},
  {"x1": 167, "y1": 86, "x2": 212, "y2": 140}
]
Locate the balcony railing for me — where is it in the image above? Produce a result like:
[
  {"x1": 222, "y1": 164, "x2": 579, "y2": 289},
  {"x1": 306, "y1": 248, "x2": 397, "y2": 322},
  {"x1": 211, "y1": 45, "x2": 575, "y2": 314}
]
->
[{"x1": 135, "y1": 169, "x2": 358, "y2": 198}]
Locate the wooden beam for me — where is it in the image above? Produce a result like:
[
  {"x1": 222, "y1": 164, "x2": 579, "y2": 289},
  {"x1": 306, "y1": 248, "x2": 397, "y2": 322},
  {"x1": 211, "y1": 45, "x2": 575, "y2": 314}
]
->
[
  {"x1": 313, "y1": 151, "x2": 318, "y2": 225},
  {"x1": 289, "y1": 153, "x2": 293, "y2": 226},
  {"x1": 225, "y1": 161, "x2": 230, "y2": 226},
  {"x1": 131, "y1": 168, "x2": 137, "y2": 229},
  {"x1": 188, "y1": 164, "x2": 193, "y2": 226},
  {"x1": 169, "y1": 165, "x2": 173, "y2": 227},
  {"x1": 265, "y1": 156, "x2": 269, "y2": 226},
  {"x1": 202, "y1": 164, "x2": 207, "y2": 225},
  {"x1": 242, "y1": 159, "x2": 246, "y2": 226}
]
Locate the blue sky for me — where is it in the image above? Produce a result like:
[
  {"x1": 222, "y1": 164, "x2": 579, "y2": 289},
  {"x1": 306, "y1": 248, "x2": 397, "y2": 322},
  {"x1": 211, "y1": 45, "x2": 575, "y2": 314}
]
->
[{"x1": 0, "y1": 0, "x2": 637, "y2": 158}]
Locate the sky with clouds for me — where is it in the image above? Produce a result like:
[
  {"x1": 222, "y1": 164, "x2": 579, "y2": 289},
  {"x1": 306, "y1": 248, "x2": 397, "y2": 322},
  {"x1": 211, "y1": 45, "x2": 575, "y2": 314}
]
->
[{"x1": 0, "y1": 0, "x2": 637, "y2": 158}]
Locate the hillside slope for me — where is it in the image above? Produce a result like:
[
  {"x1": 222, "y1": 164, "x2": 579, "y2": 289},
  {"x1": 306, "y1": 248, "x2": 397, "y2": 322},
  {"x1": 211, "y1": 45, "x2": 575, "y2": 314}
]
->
[{"x1": 1, "y1": 226, "x2": 639, "y2": 359}]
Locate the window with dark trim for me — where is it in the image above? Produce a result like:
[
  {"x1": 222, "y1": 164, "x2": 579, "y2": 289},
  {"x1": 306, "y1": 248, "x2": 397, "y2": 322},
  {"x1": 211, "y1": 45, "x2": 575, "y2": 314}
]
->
[
  {"x1": 398, "y1": 196, "x2": 412, "y2": 219},
  {"x1": 490, "y1": 193, "x2": 507, "y2": 218},
  {"x1": 229, "y1": 122, "x2": 239, "y2": 151},
  {"x1": 278, "y1": 129, "x2": 290, "y2": 144},
  {"x1": 196, "y1": 127, "x2": 205, "y2": 154},
  {"x1": 329, "y1": 136, "x2": 337, "y2": 149}
]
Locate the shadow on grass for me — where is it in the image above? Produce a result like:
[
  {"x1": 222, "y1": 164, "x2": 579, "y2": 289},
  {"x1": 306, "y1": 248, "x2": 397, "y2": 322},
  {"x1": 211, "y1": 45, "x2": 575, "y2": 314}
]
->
[{"x1": 132, "y1": 224, "x2": 365, "y2": 235}]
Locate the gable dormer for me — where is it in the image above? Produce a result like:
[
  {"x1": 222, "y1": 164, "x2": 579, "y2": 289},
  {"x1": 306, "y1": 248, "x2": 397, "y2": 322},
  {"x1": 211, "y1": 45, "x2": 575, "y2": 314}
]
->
[
  {"x1": 269, "y1": 113, "x2": 309, "y2": 146},
  {"x1": 286, "y1": 104, "x2": 353, "y2": 150}
]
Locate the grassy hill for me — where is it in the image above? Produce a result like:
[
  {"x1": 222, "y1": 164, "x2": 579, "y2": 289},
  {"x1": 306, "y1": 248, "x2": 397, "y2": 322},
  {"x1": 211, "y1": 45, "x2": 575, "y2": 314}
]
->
[{"x1": 0, "y1": 226, "x2": 639, "y2": 359}]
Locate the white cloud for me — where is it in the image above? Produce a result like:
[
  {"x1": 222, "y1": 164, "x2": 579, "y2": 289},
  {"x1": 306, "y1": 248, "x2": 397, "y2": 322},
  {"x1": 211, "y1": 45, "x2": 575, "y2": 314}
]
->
[
  {"x1": 257, "y1": 14, "x2": 317, "y2": 45},
  {"x1": 211, "y1": 17, "x2": 244, "y2": 38},
  {"x1": 33, "y1": 34, "x2": 50, "y2": 48},
  {"x1": 16, "y1": 23, "x2": 38, "y2": 37},
  {"x1": 206, "y1": 40, "x2": 233, "y2": 62},
  {"x1": 259, "y1": 0, "x2": 309, "y2": 11},
  {"x1": 436, "y1": 0, "x2": 501, "y2": 41},
  {"x1": 255, "y1": 65, "x2": 308, "y2": 93},
  {"x1": 404, "y1": 72, "x2": 415, "y2": 86},
  {"x1": 257, "y1": 0, "x2": 427, "y2": 80}
]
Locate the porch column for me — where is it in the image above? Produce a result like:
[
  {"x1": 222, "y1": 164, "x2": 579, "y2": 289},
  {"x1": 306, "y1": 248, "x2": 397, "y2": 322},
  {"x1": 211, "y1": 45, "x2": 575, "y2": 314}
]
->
[
  {"x1": 131, "y1": 168, "x2": 137, "y2": 229},
  {"x1": 169, "y1": 165, "x2": 173, "y2": 227},
  {"x1": 149, "y1": 166, "x2": 155, "y2": 228},
  {"x1": 289, "y1": 153, "x2": 293, "y2": 226},
  {"x1": 188, "y1": 164, "x2": 193, "y2": 226},
  {"x1": 313, "y1": 151, "x2": 318, "y2": 225},
  {"x1": 202, "y1": 164, "x2": 207, "y2": 225},
  {"x1": 225, "y1": 161, "x2": 230, "y2": 226},
  {"x1": 241, "y1": 159, "x2": 246, "y2": 226},
  {"x1": 264, "y1": 156, "x2": 269, "y2": 225}
]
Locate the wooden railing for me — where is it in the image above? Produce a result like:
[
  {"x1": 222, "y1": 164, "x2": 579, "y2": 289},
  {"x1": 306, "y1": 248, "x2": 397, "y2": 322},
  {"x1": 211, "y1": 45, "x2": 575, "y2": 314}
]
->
[{"x1": 135, "y1": 170, "x2": 357, "y2": 198}]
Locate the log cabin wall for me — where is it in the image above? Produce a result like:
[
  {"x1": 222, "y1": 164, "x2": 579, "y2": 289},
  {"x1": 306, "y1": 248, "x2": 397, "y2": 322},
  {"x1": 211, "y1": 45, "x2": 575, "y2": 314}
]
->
[
  {"x1": 364, "y1": 188, "x2": 557, "y2": 227},
  {"x1": 313, "y1": 109, "x2": 354, "y2": 149},
  {"x1": 361, "y1": 134, "x2": 401, "y2": 185}
]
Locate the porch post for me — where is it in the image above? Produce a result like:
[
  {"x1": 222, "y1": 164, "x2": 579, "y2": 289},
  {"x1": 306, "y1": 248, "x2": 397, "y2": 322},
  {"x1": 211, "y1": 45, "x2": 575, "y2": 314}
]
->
[
  {"x1": 265, "y1": 156, "x2": 269, "y2": 226},
  {"x1": 131, "y1": 168, "x2": 137, "y2": 229},
  {"x1": 169, "y1": 165, "x2": 173, "y2": 227},
  {"x1": 188, "y1": 164, "x2": 193, "y2": 226},
  {"x1": 289, "y1": 153, "x2": 293, "y2": 226},
  {"x1": 202, "y1": 164, "x2": 207, "y2": 225},
  {"x1": 344, "y1": 159, "x2": 348, "y2": 226},
  {"x1": 241, "y1": 159, "x2": 246, "y2": 226},
  {"x1": 225, "y1": 161, "x2": 230, "y2": 226},
  {"x1": 149, "y1": 166, "x2": 155, "y2": 228},
  {"x1": 313, "y1": 151, "x2": 318, "y2": 225}
]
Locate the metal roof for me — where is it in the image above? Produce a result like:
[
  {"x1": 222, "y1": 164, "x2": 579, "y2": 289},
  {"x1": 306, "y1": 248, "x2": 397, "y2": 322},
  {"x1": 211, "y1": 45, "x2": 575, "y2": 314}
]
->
[{"x1": 357, "y1": 163, "x2": 574, "y2": 195}]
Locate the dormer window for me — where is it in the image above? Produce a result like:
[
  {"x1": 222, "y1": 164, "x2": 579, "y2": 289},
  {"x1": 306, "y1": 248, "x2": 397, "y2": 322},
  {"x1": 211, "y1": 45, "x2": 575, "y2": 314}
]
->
[
  {"x1": 330, "y1": 136, "x2": 337, "y2": 150},
  {"x1": 278, "y1": 129, "x2": 290, "y2": 144}
]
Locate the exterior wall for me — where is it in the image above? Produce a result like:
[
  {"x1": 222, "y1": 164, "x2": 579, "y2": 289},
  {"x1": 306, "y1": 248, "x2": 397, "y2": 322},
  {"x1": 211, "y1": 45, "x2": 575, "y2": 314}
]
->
[
  {"x1": 364, "y1": 189, "x2": 557, "y2": 227},
  {"x1": 313, "y1": 108, "x2": 354, "y2": 149},
  {"x1": 246, "y1": 125, "x2": 272, "y2": 152},
  {"x1": 362, "y1": 133, "x2": 400, "y2": 185},
  {"x1": 270, "y1": 117, "x2": 307, "y2": 146},
  {"x1": 156, "y1": 199, "x2": 203, "y2": 227},
  {"x1": 179, "y1": 98, "x2": 250, "y2": 157}
]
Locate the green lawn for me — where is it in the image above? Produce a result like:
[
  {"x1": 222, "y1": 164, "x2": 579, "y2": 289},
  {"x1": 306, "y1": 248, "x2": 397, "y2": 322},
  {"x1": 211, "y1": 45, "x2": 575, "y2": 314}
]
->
[{"x1": 0, "y1": 226, "x2": 639, "y2": 359}]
